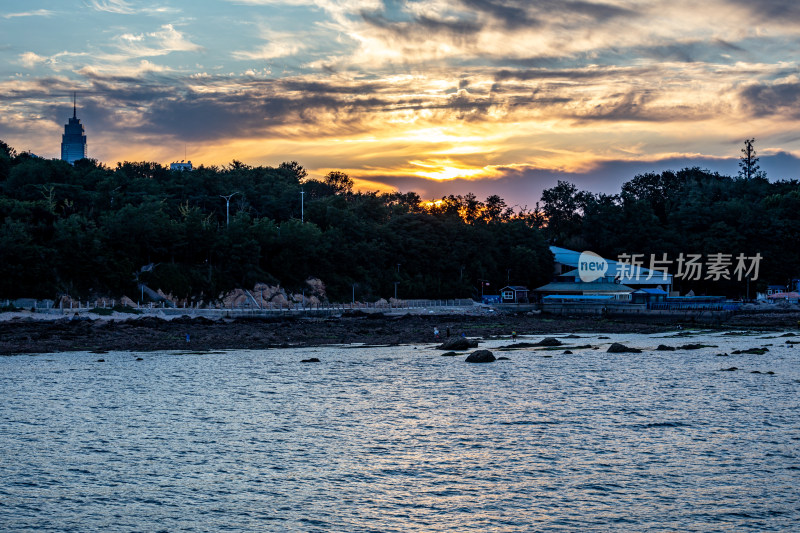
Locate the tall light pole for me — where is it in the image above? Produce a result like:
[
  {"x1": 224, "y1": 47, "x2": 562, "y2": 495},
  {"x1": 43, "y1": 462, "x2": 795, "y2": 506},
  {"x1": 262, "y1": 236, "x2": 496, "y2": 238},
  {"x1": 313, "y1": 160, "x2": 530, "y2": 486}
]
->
[
  {"x1": 393, "y1": 281, "x2": 400, "y2": 300},
  {"x1": 478, "y1": 279, "x2": 488, "y2": 299},
  {"x1": 300, "y1": 189, "x2": 305, "y2": 223},
  {"x1": 220, "y1": 192, "x2": 238, "y2": 226}
]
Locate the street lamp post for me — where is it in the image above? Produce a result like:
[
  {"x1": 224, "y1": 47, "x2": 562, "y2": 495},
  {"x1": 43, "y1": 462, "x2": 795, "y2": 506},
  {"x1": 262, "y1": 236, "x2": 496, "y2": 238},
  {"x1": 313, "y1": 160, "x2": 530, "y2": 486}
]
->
[
  {"x1": 393, "y1": 281, "x2": 400, "y2": 300},
  {"x1": 220, "y1": 192, "x2": 239, "y2": 226},
  {"x1": 478, "y1": 279, "x2": 489, "y2": 299},
  {"x1": 300, "y1": 189, "x2": 305, "y2": 223}
]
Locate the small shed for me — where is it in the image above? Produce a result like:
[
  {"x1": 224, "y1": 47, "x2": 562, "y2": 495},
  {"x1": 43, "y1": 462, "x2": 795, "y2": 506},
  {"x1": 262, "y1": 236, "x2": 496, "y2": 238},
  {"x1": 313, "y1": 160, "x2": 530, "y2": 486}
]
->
[
  {"x1": 631, "y1": 288, "x2": 668, "y2": 304},
  {"x1": 500, "y1": 285, "x2": 529, "y2": 304},
  {"x1": 767, "y1": 285, "x2": 786, "y2": 295}
]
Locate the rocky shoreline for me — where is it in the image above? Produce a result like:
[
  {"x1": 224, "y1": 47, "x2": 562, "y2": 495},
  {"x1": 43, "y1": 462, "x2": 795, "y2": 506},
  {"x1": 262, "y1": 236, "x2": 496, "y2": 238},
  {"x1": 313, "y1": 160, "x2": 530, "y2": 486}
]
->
[{"x1": 1, "y1": 310, "x2": 799, "y2": 355}]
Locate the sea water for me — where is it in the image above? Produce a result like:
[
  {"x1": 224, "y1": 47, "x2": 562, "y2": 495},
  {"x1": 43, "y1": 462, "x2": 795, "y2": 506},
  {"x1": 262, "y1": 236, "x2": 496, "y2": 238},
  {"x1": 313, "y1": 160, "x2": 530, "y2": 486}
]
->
[{"x1": 1, "y1": 331, "x2": 799, "y2": 532}]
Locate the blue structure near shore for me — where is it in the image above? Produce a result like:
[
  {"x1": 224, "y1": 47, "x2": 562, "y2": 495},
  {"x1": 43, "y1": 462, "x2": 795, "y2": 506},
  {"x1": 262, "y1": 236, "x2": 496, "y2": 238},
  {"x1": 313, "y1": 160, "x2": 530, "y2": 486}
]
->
[
  {"x1": 631, "y1": 288, "x2": 668, "y2": 304},
  {"x1": 649, "y1": 296, "x2": 739, "y2": 311}
]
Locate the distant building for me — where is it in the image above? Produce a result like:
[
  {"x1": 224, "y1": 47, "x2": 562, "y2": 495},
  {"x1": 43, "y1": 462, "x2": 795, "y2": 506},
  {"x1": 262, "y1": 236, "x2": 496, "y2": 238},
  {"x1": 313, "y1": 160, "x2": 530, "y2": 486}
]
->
[
  {"x1": 61, "y1": 94, "x2": 87, "y2": 164},
  {"x1": 170, "y1": 160, "x2": 193, "y2": 171},
  {"x1": 766, "y1": 284, "x2": 786, "y2": 296},
  {"x1": 500, "y1": 285, "x2": 529, "y2": 304},
  {"x1": 549, "y1": 246, "x2": 673, "y2": 294}
]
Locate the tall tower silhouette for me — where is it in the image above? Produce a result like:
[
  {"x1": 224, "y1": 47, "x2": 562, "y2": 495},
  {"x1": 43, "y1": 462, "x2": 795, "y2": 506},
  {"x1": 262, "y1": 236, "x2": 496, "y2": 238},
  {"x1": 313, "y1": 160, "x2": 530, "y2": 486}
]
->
[{"x1": 61, "y1": 92, "x2": 87, "y2": 164}]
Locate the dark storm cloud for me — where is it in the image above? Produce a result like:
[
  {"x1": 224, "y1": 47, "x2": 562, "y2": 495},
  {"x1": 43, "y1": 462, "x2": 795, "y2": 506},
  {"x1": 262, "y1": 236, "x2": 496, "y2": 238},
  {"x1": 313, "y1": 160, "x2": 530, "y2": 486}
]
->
[
  {"x1": 554, "y1": 0, "x2": 636, "y2": 21},
  {"x1": 37, "y1": 70, "x2": 524, "y2": 142},
  {"x1": 279, "y1": 79, "x2": 389, "y2": 95},
  {"x1": 573, "y1": 92, "x2": 656, "y2": 121},
  {"x1": 134, "y1": 90, "x2": 396, "y2": 141},
  {"x1": 458, "y1": 0, "x2": 540, "y2": 29},
  {"x1": 725, "y1": 0, "x2": 800, "y2": 21},
  {"x1": 460, "y1": 0, "x2": 634, "y2": 29},
  {"x1": 360, "y1": 11, "x2": 482, "y2": 38},
  {"x1": 494, "y1": 66, "x2": 652, "y2": 81},
  {"x1": 360, "y1": 0, "x2": 635, "y2": 43},
  {"x1": 739, "y1": 81, "x2": 800, "y2": 118}
]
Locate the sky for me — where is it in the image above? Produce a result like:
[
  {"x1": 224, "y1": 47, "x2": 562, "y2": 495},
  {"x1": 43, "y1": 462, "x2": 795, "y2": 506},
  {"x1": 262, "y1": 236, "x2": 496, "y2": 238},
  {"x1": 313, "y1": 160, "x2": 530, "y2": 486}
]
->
[{"x1": 2, "y1": 0, "x2": 800, "y2": 207}]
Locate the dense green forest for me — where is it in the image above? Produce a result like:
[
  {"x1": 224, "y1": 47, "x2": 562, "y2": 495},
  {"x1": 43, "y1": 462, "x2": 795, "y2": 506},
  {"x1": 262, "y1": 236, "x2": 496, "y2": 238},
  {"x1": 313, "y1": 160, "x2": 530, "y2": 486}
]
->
[
  {"x1": 539, "y1": 168, "x2": 800, "y2": 296},
  {"x1": 0, "y1": 140, "x2": 552, "y2": 302},
  {"x1": 1, "y1": 139, "x2": 798, "y2": 302}
]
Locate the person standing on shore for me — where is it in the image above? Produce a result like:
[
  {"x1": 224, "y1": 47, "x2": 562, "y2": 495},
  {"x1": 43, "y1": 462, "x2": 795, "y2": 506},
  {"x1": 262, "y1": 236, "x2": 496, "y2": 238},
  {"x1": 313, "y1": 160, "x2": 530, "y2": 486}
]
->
[{"x1": 434, "y1": 327, "x2": 440, "y2": 339}]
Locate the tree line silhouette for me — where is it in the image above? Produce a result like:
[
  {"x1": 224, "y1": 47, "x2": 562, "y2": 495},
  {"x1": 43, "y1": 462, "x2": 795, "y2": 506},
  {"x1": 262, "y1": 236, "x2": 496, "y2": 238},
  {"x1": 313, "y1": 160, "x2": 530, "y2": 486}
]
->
[
  {"x1": 1, "y1": 139, "x2": 797, "y2": 302},
  {"x1": 0, "y1": 141, "x2": 552, "y2": 302}
]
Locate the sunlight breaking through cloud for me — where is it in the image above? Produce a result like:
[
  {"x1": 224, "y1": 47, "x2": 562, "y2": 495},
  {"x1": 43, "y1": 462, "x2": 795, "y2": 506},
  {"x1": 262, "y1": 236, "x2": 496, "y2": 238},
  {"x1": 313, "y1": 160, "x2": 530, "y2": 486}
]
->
[{"x1": 2, "y1": 0, "x2": 800, "y2": 205}]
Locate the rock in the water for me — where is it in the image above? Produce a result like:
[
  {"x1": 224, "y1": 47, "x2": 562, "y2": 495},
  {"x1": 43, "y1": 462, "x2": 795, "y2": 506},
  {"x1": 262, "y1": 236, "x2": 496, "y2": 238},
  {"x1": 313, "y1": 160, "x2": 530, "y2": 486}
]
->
[
  {"x1": 607, "y1": 342, "x2": 642, "y2": 353},
  {"x1": 438, "y1": 337, "x2": 479, "y2": 350},
  {"x1": 135, "y1": 357, "x2": 143, "y2": 361},
  {"x1": 720, "y1": 367, "x2": 738, "y2": 371},
  {"x1": 678, "y1": 343, "x2": 717, "y2": 350},
  {"x1": 731, "y1": 347, "x2": 769, "y2": 355},
  {"x1": 500, "y1": 342, "x2": 538, "y2": 348},
  {"x1": 300, "y1": 357, "x2": 321, "y2": 363},
  {"x1": 598, "y1": 336, "x2": 610, "y2": 339},
  {"x1": 465, "y1": 349, "x2": 496, "y2": 363},
  {"x1": 440, "y1": 351, "x2": 458, "y2": 357},
  {"x1": 562, "y1": 350, "x2": 573, "y2": 354},
  {"x1": 535, "y1": 337, "x2": 562, "y2": 347},
  {"x1": 96, "y1": 359, "x2": 105, "y2": 362},
  {"x1": 655, "y1": 345, "x2": 676, "y2": 351},
  {"x1": 715, "y1": 353, "x2": 729, "y2": 357},
  {"x1": 497, "y1": 356, "x2": 510, "y2": 360}
]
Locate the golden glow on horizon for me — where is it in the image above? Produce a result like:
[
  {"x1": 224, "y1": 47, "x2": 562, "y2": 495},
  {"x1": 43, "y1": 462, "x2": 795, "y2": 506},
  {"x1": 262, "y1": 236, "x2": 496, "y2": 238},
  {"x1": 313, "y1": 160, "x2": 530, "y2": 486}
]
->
[{"x1": 4, "y1": 0, "x2": 800, "y2": 209}]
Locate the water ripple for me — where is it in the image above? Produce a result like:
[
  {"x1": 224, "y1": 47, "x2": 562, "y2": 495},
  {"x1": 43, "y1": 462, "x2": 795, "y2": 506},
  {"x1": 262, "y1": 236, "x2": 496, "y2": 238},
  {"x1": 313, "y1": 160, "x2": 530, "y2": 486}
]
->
[{"x1": 1, "y1": 331, "x2": 799, "y2": 531}]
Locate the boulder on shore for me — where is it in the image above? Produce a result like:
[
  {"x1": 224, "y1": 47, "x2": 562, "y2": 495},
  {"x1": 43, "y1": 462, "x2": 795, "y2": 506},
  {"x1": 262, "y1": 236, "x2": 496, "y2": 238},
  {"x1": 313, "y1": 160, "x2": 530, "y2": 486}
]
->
[
  {"x1": 535, "y1": 337, "x2": 563, "y2": 347},
  {"x1": 465, "y1": 349, "x2": 496, "y2": 363},
  {"x1": 655, "y1": 344, "x2": 676, "y2": 351},
  {"x1": 607, "y1": 342, "x2": 642, "y2": 353},
  {"x1": 438, "y1": 337, "x2": 479, "y2": 350}
]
